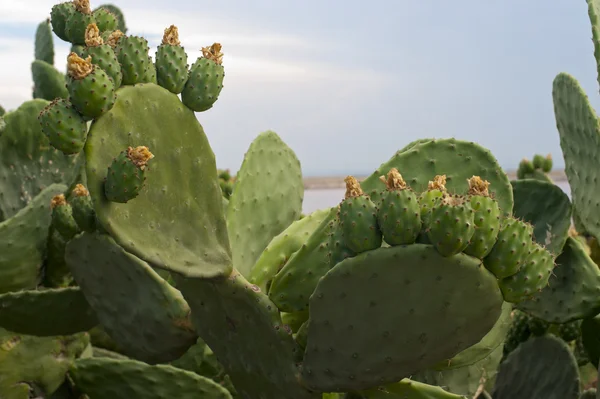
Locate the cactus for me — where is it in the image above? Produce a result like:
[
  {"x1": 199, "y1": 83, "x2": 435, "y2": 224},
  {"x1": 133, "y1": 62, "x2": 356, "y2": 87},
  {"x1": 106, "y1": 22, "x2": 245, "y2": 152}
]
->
[
  {"x1": 463, "y1": 176, "x2": 501, "y2": 258},
  {"x1": 95, "y1": 4, "x2": 127, "y2": 33},
  {"x1": 35, "y1": 19, "x2": 54, "y2": 64},
  {"x1": 50, "y1": 194, "x2": 80, "y2": 239},
  {"x1": 516, "y1": 154, "x2": 553, "y2": 182},
  {"x1": 31, "y1": 59, "x2": 69, "y2": 101},
  {"x1": 426, "y1": 193, "x2": 475, "y2": 256},
  {"x1": 181, "y1": 43, "x2": 225, "y2": 111},
  {"x1": 81, "y1": 23, "x2": 123, "y2": 87},
  {"x1": 66, "y1": 52, "x2": 116, "y2": 117},
  {"x1": 156, "y1": 25, "x2": 189, "y2": 94},
  {"x1": 65, "y1": 0, "x2": 96, "y2": 45},
  {"x1": 104, "y1": 146, "x2": 154, "y2": 203},
  {"x1": 39, "y1": 98, "x2": 88, "y2": 155}
]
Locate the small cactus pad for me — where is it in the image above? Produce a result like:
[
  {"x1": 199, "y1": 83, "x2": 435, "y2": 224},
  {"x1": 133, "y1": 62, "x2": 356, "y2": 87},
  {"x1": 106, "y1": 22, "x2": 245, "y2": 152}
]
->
[
  {"x1": 0, "y1": 184, "x2": 66, "y2": 294},
  {"x1": 497, "y1": 241, "x2": 554, "y2": 303},
  {"x1": 50, "y1": 2, "x2": 76, "y2": 41},
  {"x1": 516, "y1": 237, "x2": 600, "y2": 323},
  {"x1": 249, "y1": 208, "x2": 332, "y2": 292},
  {"x1": 353, "y1": 379, "x2": 466, "y2": 399},
  {"x1": 116, "y1": 35, "x2": 152, "y2": 85},
  {"x1": 414, "y1": 343, "x2": 503, "y2": 397},
  {"x1": 84, "y1": 84, "x2": 232, "y2": 278},
  {"x1": 65, "y1": 232, "x2": 198, "y2": 364},
  {"x1": 483, "y1": 217, "x2": 534, "y2": 279},
  {"x1": 50, "y1": 194, "x2": 80, "y2": 239},
  {"x1": 0, "y1": 328, "x2": 89, "y2": 399},
  {"x1": 360, "y1": 139, "x2": 513, "y2": 215},
  {"x1": 511, "y1": 179, "x2": 571, "y2": 255},
  {"x1": 492, "y1": 335, "x2": 580, "y2": 399},
  {"x1": 376, "y1": 168, "x2": 422, "y2": 246},
  {"x1": 104, "y1": 146, "x2": 154, "y2": 203},
  {"x1": 177, "y1": 271, "x2": 315, "y2": 399},
  {"x1": 552, "y1": 73, "x2": 600, "y2": 240},
  {"x1": 227, "y1": 131, "x2": 304, "y2": 277},
  {"x1": 35, "y1": 19, "x2": 54, "y2": 65},
  {"x1": 82, "y1": 24, "x2": 123, "y2": 88},
  {"x1": 38, "y1": 98, "x2": 88, "y2": 155},
  {"x1": 92, "y1": 7, "x2": 117, "y2": 32},
  {"x1": 31, "y1": 60, "x2": 68, "y2": 101},
  {"x1": 70, "y1": 184, "x2": 96, "y2": 232},
  {"x1": 65, "y1": 0, "x2": 95, "y2": 45},
  {"x1": 156, "y1": 25, "x2": 189, "y2": 94},
  {"x1": 463, "y1": 176, "x2": 501, "y2": 259},
  {"x1": 67, "y1": 52, "x2": 116, "y2": 118},
  {"x1": 339, "y1": 176, "x2": 382, "y2": 253},
  {"x1": 301, "y1": 244, "x2": 503, "y2": 391},
  {"x1": 268, "y1": 214, "x2": 339, "y2": 312},
  {"x1": 182, "y1": 43, "x2": 225, "y2": 112},
  {"x1": 426, "y1": 194, "x2": 475, "y2": 257},
  {"x1": 69, "y1": 357, "x2": 233, "y2": 398},
  {"x1": 0, "y1": 287, "x2": 97, "y2": 336},
  {"x1": 95, "y1": 4, "x2": 127, "y2": 32}
]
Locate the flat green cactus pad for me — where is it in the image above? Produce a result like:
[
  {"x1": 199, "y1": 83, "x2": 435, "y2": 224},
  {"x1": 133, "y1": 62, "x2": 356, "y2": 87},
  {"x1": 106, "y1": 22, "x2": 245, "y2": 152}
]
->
[
  {"x1": 65, "y1": 232, "x2": 197, "y2": 364},
  {"x1": 553, "y1": 72, "x2": 600, "y2": 240},
  {"x1": 0, "y1": 287, "x2": 97, "y2": 336},
  {"x1": 0, "y1": 100, "x2": 79, "y2": 219},
  {"x1": 0, "y1": 184, "x2": 66, "y2": 294},
  {"x1": 361, "y1": 138, "x2": 513, "y2": 215},
  {"x1": 357, "y1": 379, "x2": 466, "y2": 399},
  {"x1": 301, "y1": 244, "x2": 503, "y2": 392},
  {"x1": 511, "y1": 179, "x2": 571, "y2": 255},
  {"x1": 432, "y1": 302, "x2": 512, "y2": 370},
  {"x1": 227, "y1": 131, "x2": 304, "y2": 277},
  {"x1": 69, "y1": 357, "x2": 232, "y2": 398},
  {"x1": 414, "y1": 343, "x2": 503, "y2": 397},
  {"x1": 177, "y1": 271, "x2": 317, "y2": 399},
  {"x1": 84, "y1": 83, "x2": 232, "y2": 278},
  {"x1": 581, "y1": 314, "x2": 600, "y2": 367},
  {"x1": 516, "y1": 237, "x2": 600, "y2": 323},
  {"x1": 0, "y1": 327, "x2": 89, "y2": 399},
  {"x1": 492, "y1": 335, "x2": 580, "y2": 399},
  {"x1": 250, "y1": 207, "x2": 333, "y2": 292}
]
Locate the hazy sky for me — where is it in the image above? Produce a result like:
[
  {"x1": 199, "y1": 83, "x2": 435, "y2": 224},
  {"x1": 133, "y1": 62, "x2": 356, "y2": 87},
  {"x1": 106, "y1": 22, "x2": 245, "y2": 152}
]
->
[{"x1": 1, "y1": 0, "x2": 599, "y2": 176}]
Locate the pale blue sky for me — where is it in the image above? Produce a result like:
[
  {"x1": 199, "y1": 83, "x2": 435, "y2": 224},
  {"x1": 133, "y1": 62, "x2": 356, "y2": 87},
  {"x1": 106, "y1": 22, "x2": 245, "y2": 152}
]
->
[{"x1": 1, "y1": 0, "x2": 599, "y2": 176}]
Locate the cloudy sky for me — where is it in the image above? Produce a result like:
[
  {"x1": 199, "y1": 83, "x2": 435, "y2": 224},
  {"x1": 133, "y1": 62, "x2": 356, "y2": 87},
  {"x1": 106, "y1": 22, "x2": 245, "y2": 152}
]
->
[{"x1": 0, "y1": 0, "x2": 599, "y2": 176}]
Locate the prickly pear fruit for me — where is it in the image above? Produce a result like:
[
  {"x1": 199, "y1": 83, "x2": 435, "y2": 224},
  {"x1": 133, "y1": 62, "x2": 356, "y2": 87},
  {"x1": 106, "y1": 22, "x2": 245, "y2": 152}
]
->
[
  {"x1": 103, "y1": 29, "x2": 124, "y2": 48},
  {"x1": 156, "y1": 25, "x2": 189, "y2": 94},
  {"x1": 483, "y1": 217, "x2": 534, "y2": 279},
  {"x1": 145, "y1": 56, "x2": 158, "y2": 84},
  {"x1": 81, "y1": 23, "x2": 122, "y2": 87},
  {"x1": 338, "y1": 176, "x2": 382, "y2": 253},
  {"x1": 70, "y1": 184, "x2": 96, "y2": 232},
  {"x1": 65, "y1": 0, "x2": 96, "y2": 45},
  {"x1": 327, "y1": 217, "x2": 356, "y2": 267},
  {"x1": 51, "y1": 194, "x2": 80, "y2": 240},
  {"x1": 376, "y1": 168, "x2": 421, "y2": 245},
  {"x1": 426, "y1": 194, "x2": 475, "y2": 256},
  {"x1": 503, "y1": 310, "x2": 531, "y2": 358},
  {"x1": 532, "y1": 154, "x2": 545, "y2": 170},
  {"x1": 542, "y1": 154, "x2": 553, "y2": 173},
  {"x1": 463, "y1": 176, "x2": 501, "y2": 259},
  {"x1": 38, "y1": 98, "x2": 88, "y2": 155},
  {"x1": 66, "y1": 52, "x2": 116, "y2": 118},
  {"x1": 92, "y1": 7, "x2": 117, "y2": 32},
  {"x1": 557, "y1": 321, "x2": 581, "y2": 342},
  {"x1": 116, "y1": 35, "x2": 152, "y2": 85},
  {"x1": 517, "y1": 159, "x2": 534, "y2": 179},
  {"x1": 418, "y1": 175, "x2": 447, "y2": 225},
  {"x1": 51, "y1": 1, "x2": 75, "y2": 41},
  {"x1": 528, "y1": 317, "x2": 549, "y2": 336},
  {"x1": 104, "y1": 146, "x2": 154, "y2": 203},
  {"x1": 498, "y1": 241, "x2": 554, "y2": 303},
  {"x1": 182, "y1": 43, "x2": 224, "y2": 112}
]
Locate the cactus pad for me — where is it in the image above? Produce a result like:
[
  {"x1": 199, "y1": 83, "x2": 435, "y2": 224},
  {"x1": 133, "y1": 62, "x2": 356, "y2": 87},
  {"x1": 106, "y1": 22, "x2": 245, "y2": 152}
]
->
[
  {"x1": 0, "y1": 287, "x2": 97, "y2": 336},
  {"x1": 65, "y1": 232, "x2": 198, "y2": 364},
  {"x1": 301, "y1": 244, "x2": 503, "y2": 391},
  {"x1": 249, "y1": 207, "x2": 333, "y2": 292},
  {"x1": 69, "y1": 357, "x2": 233, "y2": 398},
  {"x1": 581, "y1": 314, "x2": 600, "y2": 367},
  {"x1": 360, "y1": 139, "x2": 513, "y2": 215},
  {"x1": 517, "y1": 237, "x2": 600, "y2": 323},
  {"x1": 35, "y1": 19, "x2": 54, "y2": 65},
  {"x1": 65, "y1": 2, "x2": 95, "y2": 45},
  {"x1": 31, "y1": 60, "x2": 68, "y2": 101},
  {"x1": 38, "y1": 98, "x2": 88, "y2": 155},
  {"x1": 116, "y1": 35, "x2": 152, "y2": 85},
  {"x1": 483, "y1": 217, "x2": 534, "y2": 279},
  {"x1": 227, "y1": 131, "x2": 303, "y2": 277},
  {"x1": 0, "y1": 328, "x2": 89, "y2": 399},
  {"x1": 92, "y1": 7, "x2": 117, "y2": 32},
  {"x1": 95, "y1": 4, "x2": 127, "y2": 33},
  {"x1": 355, "y1": 379, "x2": 466, "y2": 399},
  {"x1": 552, "y1": 73, "x2": 600, "y2": 240},
  {"x1": 511, "y1": 179, "x2": 571, "y2": 255},
  {"x1": 0, "y1": 184, "x2": 66, "y2": 294},
  {"x1": 492, "y1": 335, "x2": 580, "y2": 399},
  {"x1": 84, "y1": 84, "x2": 232, "y2": 278},
  {"x1": 177, "y1": 271, "x2": 316, "y2": 399},
  {"x1": 426, "y1": 194, "x2": 475, "y2": 256},
  {"x1": 50, "y1": 2, "x2": 76, "y2": 41}
]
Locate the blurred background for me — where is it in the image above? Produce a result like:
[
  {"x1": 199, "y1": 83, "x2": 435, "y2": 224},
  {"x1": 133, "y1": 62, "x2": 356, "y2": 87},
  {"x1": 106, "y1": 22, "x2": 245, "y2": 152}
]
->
[{"x1": 0, "y1": 0, "x2": 595, "y2": 211}]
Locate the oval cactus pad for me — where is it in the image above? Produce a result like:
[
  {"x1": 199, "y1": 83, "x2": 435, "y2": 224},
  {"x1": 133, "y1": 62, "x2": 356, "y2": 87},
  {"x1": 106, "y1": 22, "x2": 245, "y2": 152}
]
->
[{"x1": 84, "y1": 84, "x2": 232, "y2": 278}]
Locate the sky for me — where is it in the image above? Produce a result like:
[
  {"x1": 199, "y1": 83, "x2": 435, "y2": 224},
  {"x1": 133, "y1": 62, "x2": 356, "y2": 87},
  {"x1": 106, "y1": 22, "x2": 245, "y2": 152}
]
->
[{"x1": 0, "y1": 0, "x2": 599, "y2": 176}]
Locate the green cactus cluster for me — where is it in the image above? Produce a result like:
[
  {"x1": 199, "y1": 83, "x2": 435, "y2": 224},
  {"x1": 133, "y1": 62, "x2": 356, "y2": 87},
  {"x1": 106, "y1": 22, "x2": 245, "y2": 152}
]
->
[
  {"x1": 516, "y1": 154, "x2": 553, "y2": 182},
  {"x1": 3, "y1": 0, "x2": 600, "y2": 397}
]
